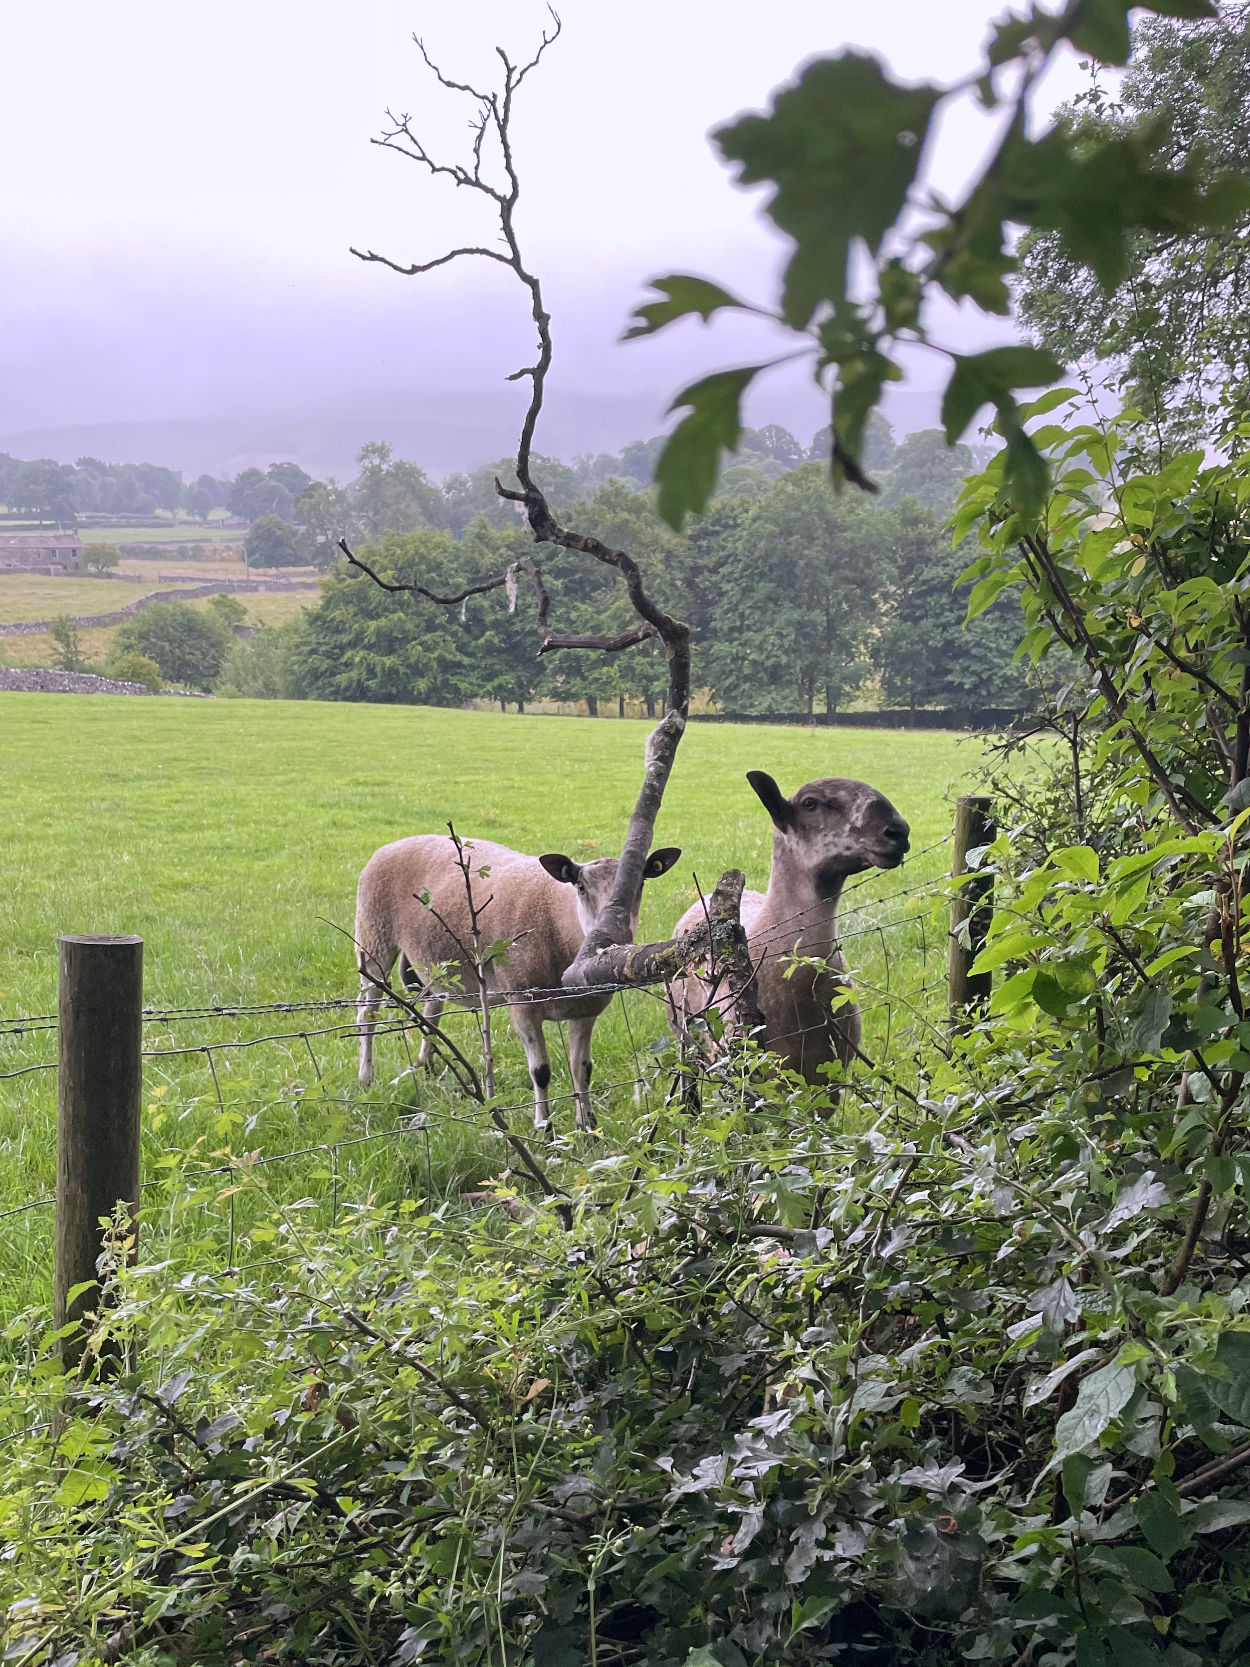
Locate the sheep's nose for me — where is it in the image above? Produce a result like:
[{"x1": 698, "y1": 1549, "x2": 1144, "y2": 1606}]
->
[{"x1": 885, "y1": 819, "x2": 910, "y2": 853}]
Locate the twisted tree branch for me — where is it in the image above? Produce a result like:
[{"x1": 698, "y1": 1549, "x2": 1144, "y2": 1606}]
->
[{"x1": 346, "y1": 14, "x2": 747, "y2": 1014}]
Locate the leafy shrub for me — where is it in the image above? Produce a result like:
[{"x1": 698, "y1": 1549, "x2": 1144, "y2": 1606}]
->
[
  {"x1": 246, "y1": 514, "x2": 304, "y2": 568},
  {"x1": 104, "y1": 649, "x2": 162, "y2": 691},
  {"x1": 47, "y1": 614, "x2": 88, "y2": 672},
  {"x1": 216, "y1": 619, "x2": 305, "y2": 698},
  {"x1": 113, "y1": 601, "x2": 228, "y2": 690},
  {"x1": 205, "y1": 592, "x2": 247, "y2": 631},
  {"x1": 6, "y1": 1073, "x2": 1250, "y2": 1665}
]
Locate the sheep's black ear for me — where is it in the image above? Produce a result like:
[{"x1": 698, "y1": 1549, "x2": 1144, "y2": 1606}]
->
[
  {"x1": 747, "y1": 770, "x2": 793, "y2": 830},
  {"x1": 539, "y1": 853, "x2": 580, "y2": 884},
  {"x1": 643, "y1": 847, "x2": 682, "y2": 879}
]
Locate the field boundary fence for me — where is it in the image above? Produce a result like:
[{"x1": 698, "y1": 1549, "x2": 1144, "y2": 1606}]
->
[{"x1": 0, "y1": 797, "x2": 993, "y2": 1385}]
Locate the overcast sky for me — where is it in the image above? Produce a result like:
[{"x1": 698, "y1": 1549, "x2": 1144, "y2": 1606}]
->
[{"x1": 0, "y1": 1, "x2": 1091, "y2": 475}]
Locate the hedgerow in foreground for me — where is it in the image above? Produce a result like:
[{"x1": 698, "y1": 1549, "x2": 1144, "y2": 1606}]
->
[{"x1": 3, "y1": 1054, "x2": 1250, "y2": 1667}]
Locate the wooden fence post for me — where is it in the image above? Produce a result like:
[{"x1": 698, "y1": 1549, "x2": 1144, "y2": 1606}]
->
[
  {"x1": 55, "y1": 934, "x2": 143, "y2": 1373},
  {"x1": 948, "y1": 796, "x2": 996, "y2": 1021}
]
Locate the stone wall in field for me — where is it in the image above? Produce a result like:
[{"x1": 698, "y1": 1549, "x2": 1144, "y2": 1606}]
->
[{"x1": 0, "y1": 578, "x2": 319, "y2": 637}]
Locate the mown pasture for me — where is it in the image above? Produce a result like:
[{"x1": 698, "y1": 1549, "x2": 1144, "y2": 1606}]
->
[
  {"x1": 0, "y1": 695, "x2": 983, "y2": 1323},
  {"x1": 0, "y1": 569, "x2": 320, "y2": 668}
]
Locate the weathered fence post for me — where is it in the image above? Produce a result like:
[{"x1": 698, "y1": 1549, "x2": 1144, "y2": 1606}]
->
[
  {"x1": 55, "y1": 934, "x2": 143, "y2": 1372},
  {"x1": 948, "y1": 796, "x2": 996, "y2": 1021}
]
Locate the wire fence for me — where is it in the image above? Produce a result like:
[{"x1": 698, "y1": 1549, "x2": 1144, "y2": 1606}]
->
[{"x1": 0, "y1": 837, "x2": 957, "y2": 1327}]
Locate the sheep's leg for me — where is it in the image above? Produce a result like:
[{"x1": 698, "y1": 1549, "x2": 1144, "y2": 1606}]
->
[
  {"x1": 510, "y1": 1008, "x2": 552, "y2": 1131},
  {"x1": 357, "y1": 946, "x2": 397, "y2": 1086},
  {"x1": 415, "y1": 996, "x2": 445, "y2": 1068},
  {"x1": 569, "y1": 1015, "x2": 596, "y2": 1132}
]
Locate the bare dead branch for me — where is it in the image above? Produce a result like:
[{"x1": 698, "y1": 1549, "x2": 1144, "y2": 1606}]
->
[
  {"x1": 348, "y1": 19, "x2": 752, "y2": 1019},
  {"x1": 348, "y1": 245, "x2": 512, "y2": 278},
  {"x1": 539, "y1": 624, "x2": 657, "y2": 656},
  {"x1": 509, "y1": 7, "x2": 561, "y2": 88},
  {"x1": 412, "y1": 36, "x2": 493, "y2": 102}
]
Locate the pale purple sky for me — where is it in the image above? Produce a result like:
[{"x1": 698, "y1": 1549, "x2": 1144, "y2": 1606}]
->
[{"x1": 0, "y1": 1, "x2": 1091, "y2": 476}]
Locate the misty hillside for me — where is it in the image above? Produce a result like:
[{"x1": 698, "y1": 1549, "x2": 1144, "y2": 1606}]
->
[{"x1": 0, "y1": 386, "x2": 943, "y2": 483}]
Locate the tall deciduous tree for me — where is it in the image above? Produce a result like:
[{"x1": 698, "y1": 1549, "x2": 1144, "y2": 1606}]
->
[
  {"x1": 350, "y1": 442, "x2": 448, "y2": 539},
  {"x1": 877, "y1": 503, "x2": 1029, "y2": 711},
  {"x1": 1018, "y1": 3, "x2": 1250, "y2": 457},
  {"x1": 881, "y1": 431, "x2": 975, "y2": 517},
  {"x1": 113, "y1": 601, "x2": 229, "y2": 690},
  {"x1": 704, "y1": 463, "x2": 892, "y2": 714},
  {"x1": 245, "y1": 515, "x2": 304, "y2": 569}
]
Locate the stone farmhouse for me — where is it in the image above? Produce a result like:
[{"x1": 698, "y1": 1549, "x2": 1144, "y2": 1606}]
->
[{"x1": 0, "y1": 534, "x2": 82, "y2": 575}]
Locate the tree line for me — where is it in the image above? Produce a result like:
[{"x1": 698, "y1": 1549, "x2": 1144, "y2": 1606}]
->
[
  {"x1": 11, "y1": 415, "x2": 1027, "y2": 715},
  {"x1": 220, "y1": 428, "x2": 1026, "y2": 715}
]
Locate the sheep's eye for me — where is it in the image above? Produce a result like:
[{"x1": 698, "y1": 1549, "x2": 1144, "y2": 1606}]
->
[{"x1": 802, "y1": 797, "x2": 819, "y2": 811}]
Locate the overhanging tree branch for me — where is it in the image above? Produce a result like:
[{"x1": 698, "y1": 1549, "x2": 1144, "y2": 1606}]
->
[{"x1": 346, "y1": 15, "x2": 752, "y2": 1014}]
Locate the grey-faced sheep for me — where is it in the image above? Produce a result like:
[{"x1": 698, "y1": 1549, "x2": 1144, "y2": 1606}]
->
[{"x1": 669, "y1": 771, "x2": 909, "y2": 1082}]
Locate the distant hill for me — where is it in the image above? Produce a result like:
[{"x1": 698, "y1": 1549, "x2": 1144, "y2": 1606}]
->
[
  {"x1": 0, "y1": 386, "x2": 941, "y2": 481},
  {"x1": 0, "y1": 386, "x2": 675, "y2": 481}
]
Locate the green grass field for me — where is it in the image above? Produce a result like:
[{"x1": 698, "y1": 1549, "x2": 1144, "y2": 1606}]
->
[
  {"x1": 0, "y1": 573, "x2": 179, "y2": 624},
  {"x1": 81, "y1": 523, "x2": 242, "y2": 545},
  {"x1": 0, "y1": 697, "x2": 984, "y2": 1322},
  {"x1": 0, "y1": 571, "x2": 320, "y2": 667}
]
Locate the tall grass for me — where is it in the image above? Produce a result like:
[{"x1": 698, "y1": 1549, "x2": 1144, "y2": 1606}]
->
[{"x1": 0, "y1": 695, "x2": 984, "y2": 1320}]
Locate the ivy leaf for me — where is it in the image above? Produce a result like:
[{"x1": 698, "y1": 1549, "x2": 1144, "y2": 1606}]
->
[
  {"x1": 1062, "y1": 1453, "x2": 1112, "y2": 1517},
  {"x1": 655, "y1": 366, "x2": 767, "y2": 528},
  {"x1": 1101, "y1": 1171, "x2": 1168, "y2": 1232},
  {"x1": 1211, "y1": 1331, "x2": 1250, "y2": 1427},
  {"x1": 1035, "y1": 1275, "x2": 1081, "y2": 1334},
  {"x1": 1100, "y1": 1546, "x2": 1174, "y2": 1593},
  {"x1": 624, "y1": 275, "x2": 749, "y2": 340},
  {"x1": 1136, "y1": 1492, "x2": 1191, "y2": 1559},
  {"x1": 1054, "y1": 1361, "x2": 1137, "y2": 1455},
  {"x1": 715, "y1": 53, "x2": 940, "y2": 327},
  {"x1": 1130, "y1": 985, "x2": 1173, "y2": 1054},
  {"x1": 941, "y1": 347, "x2": 1064, "y2": 444}
]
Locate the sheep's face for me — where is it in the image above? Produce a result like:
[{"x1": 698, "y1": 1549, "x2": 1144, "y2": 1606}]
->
[
  {"x1": 747, "y1": 771, "x2": 910, "y2": 890},
  {"x1": 539, "y1": 848, "x2": 683, "y2": 938}
]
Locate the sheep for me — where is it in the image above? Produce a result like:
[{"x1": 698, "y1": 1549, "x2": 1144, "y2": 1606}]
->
[
  {"x1": 668, "y1": 771, "x2": 909, "y2": 1083},
  {"x1": 355, "y1": 834, "x2": 682, "y2": 1129}
]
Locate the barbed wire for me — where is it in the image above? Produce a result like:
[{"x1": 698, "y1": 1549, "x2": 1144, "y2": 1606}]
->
[{"x1": 0, "y1": 839, "x2": 958, "y2": 1040}]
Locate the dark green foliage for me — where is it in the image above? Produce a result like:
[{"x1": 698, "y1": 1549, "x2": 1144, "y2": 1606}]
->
[
  {"x1": 634, "y1": 0, "x2": 1249, "y2": 524},
  {"x1": 877, "y1": 504, "x2": 1030, "y2": 710},
  {"x1": 10, "y1": 459, "x2": 77, "y2": 525},
  {"x1": 113, "y1": 601, "x2": 229, "y2": 690},
  {"x1": 880, "y1": 430, "x2": 975, "y2": 516},
  {"x1": 216, "y1": 620, "x2": 307, "y2": 699},
  {"x1": 443, "y1": 454, "x2": 579, "y2": 537},
  {"x1": 47, "y1": 615, "x2": 87, "y2": 672},
  {"x1": 702, "y1": 462, "x2": 894, "y2": 713},
  {"x1": 1018, "y1": 4, "x2": 1250, "y2": 456},
  {"x1": 349, "y1": 441, "x2": 447, "y2": 539},
  {"x1": 229, "y1": 462, "x2": 311, "y2": 524},
  {"x1": 244, "y1": 514, "x2": 304, "y2": 568}
]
